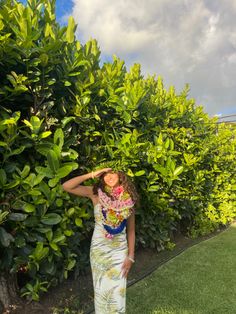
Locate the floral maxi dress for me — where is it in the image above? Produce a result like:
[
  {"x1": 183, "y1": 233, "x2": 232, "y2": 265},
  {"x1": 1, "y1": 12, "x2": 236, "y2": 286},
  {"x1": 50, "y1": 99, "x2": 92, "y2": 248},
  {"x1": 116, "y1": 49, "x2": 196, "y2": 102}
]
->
[{"x1": 90, "y1": 203, "x2": 128, "y2": 314}]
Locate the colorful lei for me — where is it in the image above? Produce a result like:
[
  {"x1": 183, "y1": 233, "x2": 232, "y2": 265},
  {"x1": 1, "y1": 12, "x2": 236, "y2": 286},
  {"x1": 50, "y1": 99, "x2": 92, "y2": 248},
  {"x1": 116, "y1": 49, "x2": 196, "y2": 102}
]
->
[{"x1": 98, "y1": 185, "x2": 135, "y2": 239}]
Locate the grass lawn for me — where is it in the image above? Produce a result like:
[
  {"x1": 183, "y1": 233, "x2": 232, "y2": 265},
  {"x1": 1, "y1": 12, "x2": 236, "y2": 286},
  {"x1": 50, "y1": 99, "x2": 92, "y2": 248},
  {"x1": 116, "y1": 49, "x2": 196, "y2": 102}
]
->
[{"x1": 127, "y1": 222, "x2": 236, "y2": 314}]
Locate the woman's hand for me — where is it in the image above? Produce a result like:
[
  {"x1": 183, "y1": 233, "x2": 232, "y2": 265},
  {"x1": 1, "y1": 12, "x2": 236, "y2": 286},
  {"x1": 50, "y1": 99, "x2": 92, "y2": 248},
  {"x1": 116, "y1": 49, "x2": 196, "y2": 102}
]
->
[
  {"x1": 92, "y1": 168, "x2": 112, "y2": 178},
  {"x1": 121, "y1": 256, "x2": 134, "y2": 278}
]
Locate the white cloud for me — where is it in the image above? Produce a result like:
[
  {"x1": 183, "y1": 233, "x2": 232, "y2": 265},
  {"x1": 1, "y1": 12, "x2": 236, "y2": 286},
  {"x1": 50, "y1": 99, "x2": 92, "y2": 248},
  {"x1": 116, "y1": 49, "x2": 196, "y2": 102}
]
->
[
  {"x1": 227, "y1": 53, "x2": 236, "y2": 64},
  {"x1": 70, "y1": 0, "x2": 236, "y2": 115}
]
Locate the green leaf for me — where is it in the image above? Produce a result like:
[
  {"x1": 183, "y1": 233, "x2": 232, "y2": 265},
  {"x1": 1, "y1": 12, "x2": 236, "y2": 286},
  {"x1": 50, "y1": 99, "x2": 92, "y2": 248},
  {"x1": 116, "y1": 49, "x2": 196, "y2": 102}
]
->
[
  {"x1": 153, "y1": 164, "x2": 168, "y2": 177},
  {"x1": 36, "y1": 226, "x2": 52, "y2": 234},
  {"x1": 23, "y1": 173, "x2": 36, "y2": 187},
  {"x1": 21, "y1": 165, "x2": 30, "y2": 178},
  {"x1": 34, "y1": 174, "x2": 45, "y2": 186},
  {"x1": 54, "y1": 128, "x2": 64, "y2": 150},
  {"x1": 165, "y1": 138, "x2": 170, "y2": 149},
  {"x1": 39, "y1": 53, "x2": 49, "y2": 67},
  {"x1": 148, "y1": 185, "x2": 159, "y2": 192},
  {"x1": 8, "y1": 213, "x2": 27, "y2": 221},
  {"x1": 52, "y1": 235, "x2": 66, "y2": 243},
  {"x1": 23, "y1": 203, "x2": 35, "y2": 213},
  {"x1": 12, "y1": 200, "x2": 25, "y2": 210},
  {"x1": 67, "y1": 259, "x2": 76, "y2": 270},
  {"x1": 36, "y1": 143, "x2": 54, "y2": 156},
  {"x1": 66, "y1": 16, "x2": 75, "y2": 43},
  {"x1": 56, "y1": 198, "x2": 63, "y2": 207},
  {"x1": 28, "y1": 189, "x2": 42, "y2": 196},
  {"x1": 173, "y1": 166, "x2": 184, "y2": 177},
  {"x1": 35, "y1": 166, "x2": 54, "y2": 178},
  {"x1": 134, "y1": 170, "x2": 145, "y2": 176},
  {"x1": 48, "y1": 177, "x2": 59, "y2": 187},
  {"x1": 50, "y1": 242, "x2": 59, "y2": 251},
  {"x1": 7, "y1": 146, "x2": 25, "y2": 157},
  {"x1": 0, "y1": 210, "x2": 9, "y2": 224},
  {"x1": 39, "y1": 181, "x2": 51, "y2": 199},
  {"x1": 4, "y1": 180, "x2": 20, "y2": 189},
  {"x1": 67, "y1": 208, "x2": 75, "y2": 216},
  {"x1": 41, "y1": 213, "x2": 62, "y2": 225},
  {"x1": 56, "y1": 165, "x2": 73, "y2": 179},
  {"x1": 0, "y1": 19, "x2": 4, "y2": 31},
  {"x1": 0, "y1": 227, "x2": 14, "y2": 247},
  {"x1": 68, "y1": 71, "x2": 81, "y2": 77},
  {"x1": 30, "y1": 116, "x2": 43, "y2": 134},
  {"x1": 47, "y1": 150, "x2": 60, "y2": 173},
  {"x1": 33, "y1": 242, "x2": 49, "y2": 261},
  {"x1": 23, "y1": 173, "x2": 44, "y2": 187},
  {"x1": 92, "y1": 131, "x2": 102, "y2": 137},
  {"x1": 94, "y1": 114, "x2": 101, "y2": 121},
  {"x1": 39, "y1": 131, "x2": 52, "y2": 139},
  {"x1": 15, "y1": 236, "x2": 26, "y2": 248},
  {"x1": 47, "y1": 79, "x2": 56, "y2": 86},
  {"x1": 44, "y1": 261, "x2": 56, "y2": 275},
  {"x1": 0, "y1": 169, "x2": 7, "y2": 186},
  {"x1": 46, "y1": 230, "x2": 53, "y2": 241},
  {"x1": 61, "y1": 116, "x2": 75, "y2": 128},
  {"x1": 0, "y1": 141, "x2": 7, "y2": 147},
  {"x1": 23, "y1": 119, "x2": 32, "y2": 129},
  {"x1": 64, "y1": 230, "x2": 74, "y2": 236},
  {"x1": 123, "y1": 111, "x2": 131, "y2": 124},
  {"x1": 45, "y1": 22, "x2": 53, "y2": 38},
  {"x1": 75, "y1": 218, "x2": 83, "y2": 227},
  {"x1": 24, "y1": 216, "x2": 39, "y2": 227},
  {"x1": 157, "y1": 133, "x2": 163, "y2": 145},
  {"x1": 64, "y1": 81, "x2": 71, "y2": 86},
  {"x1": 127, "y1": 169, "x2": 134, "y2": 177}
]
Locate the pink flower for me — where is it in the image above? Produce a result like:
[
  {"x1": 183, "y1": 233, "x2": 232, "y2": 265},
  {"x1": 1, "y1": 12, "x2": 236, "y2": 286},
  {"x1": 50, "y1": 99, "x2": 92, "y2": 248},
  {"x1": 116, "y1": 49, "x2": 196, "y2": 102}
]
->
[
  {"x1": 105, "y1": 232, "x2": 114, "y2": 239},
  {"x1": 112, "y1": 185, "x2": 124, "y2": 198}
]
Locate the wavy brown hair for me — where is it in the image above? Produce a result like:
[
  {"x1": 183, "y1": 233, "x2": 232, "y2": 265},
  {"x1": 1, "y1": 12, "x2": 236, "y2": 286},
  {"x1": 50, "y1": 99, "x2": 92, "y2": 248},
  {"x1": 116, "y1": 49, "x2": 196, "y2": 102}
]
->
[{"x1": 93, "y1": 171, "x2": 139, "y2": 205}]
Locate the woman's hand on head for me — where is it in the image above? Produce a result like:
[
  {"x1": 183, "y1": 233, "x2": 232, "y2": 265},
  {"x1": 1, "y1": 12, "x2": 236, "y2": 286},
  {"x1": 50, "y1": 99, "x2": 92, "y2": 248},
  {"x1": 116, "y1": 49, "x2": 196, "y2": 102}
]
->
[{"x1": 93, "y1": 168, "x2": 112, "y2": 178}]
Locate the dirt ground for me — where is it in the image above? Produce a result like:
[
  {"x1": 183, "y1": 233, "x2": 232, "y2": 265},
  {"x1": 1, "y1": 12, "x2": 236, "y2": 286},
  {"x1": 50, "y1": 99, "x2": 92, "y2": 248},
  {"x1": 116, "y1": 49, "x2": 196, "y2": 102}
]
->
[{"x1": 12, "y1": 226, "x2": 227, "y2": 314}]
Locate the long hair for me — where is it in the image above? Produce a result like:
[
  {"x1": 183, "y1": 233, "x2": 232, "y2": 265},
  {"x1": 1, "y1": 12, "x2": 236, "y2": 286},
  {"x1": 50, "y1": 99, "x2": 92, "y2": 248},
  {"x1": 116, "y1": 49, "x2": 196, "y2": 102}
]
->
[{"x1": 93, "y1": 171, "x2": 139, "y2": 205}]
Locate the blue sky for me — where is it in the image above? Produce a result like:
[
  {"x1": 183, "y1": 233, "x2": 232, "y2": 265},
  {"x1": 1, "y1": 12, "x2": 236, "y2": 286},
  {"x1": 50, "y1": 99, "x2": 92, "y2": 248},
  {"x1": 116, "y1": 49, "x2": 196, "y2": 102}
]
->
[
  {"x1": 20, "y1": 0, "x2": 73, "y2": 22},
  {"x1": 19, "y1": 0, "x2": 236, "y2": 117},
  {"x1": 56, "y1": 0, "x2": 73, "y2": 22}
]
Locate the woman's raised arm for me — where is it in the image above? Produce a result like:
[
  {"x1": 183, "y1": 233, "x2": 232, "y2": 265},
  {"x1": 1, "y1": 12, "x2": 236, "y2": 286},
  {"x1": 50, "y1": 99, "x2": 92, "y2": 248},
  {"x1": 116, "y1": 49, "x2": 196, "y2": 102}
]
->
[{"x1": 62, "y1": 168, "x2": 112, "y2": 198}]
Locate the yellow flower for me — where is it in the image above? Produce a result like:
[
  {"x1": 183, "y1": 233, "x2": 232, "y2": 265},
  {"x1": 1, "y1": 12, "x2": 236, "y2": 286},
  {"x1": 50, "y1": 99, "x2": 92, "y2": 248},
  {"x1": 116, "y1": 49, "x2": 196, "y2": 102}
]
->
[
  {"x1": 122, "y1": 191, "x2": 130, "y2": 200},
  {"x1": 119, "y1": 287, "x2": 126, "y2": 297},
  {"x1": 109, "y1": 237, "x2": 121, "y2": 248},
  {"x1": 106, "y1": 268, "x2": 120, "y2": 280}
]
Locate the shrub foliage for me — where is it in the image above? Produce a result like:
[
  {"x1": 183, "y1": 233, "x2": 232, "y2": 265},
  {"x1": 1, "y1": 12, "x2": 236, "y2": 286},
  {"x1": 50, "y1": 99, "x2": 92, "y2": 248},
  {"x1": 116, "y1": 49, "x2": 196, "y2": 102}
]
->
[{"x1": 0, "y1": 0, "x2": 236, "y2": 300}]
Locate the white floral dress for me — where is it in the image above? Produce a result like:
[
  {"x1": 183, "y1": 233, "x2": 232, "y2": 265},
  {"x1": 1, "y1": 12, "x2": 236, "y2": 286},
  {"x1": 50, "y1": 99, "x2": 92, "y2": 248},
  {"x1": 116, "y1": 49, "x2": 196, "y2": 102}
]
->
[{"x1": 90, "y1": 203, "x2": 128, "y2": 314}]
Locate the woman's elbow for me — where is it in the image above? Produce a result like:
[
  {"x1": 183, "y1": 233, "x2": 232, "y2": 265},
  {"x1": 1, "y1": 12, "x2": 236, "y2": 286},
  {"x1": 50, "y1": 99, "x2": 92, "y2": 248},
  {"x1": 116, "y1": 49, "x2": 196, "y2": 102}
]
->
[{"x1": 62, "y1": 183, "x2": 70, "y2": 192}]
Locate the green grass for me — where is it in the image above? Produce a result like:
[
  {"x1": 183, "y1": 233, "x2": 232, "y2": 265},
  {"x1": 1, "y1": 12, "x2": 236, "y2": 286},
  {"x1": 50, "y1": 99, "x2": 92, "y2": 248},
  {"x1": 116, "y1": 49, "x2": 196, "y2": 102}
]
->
[{"x1": 127, "y1": 223, "x2": 236, "y2": 314}]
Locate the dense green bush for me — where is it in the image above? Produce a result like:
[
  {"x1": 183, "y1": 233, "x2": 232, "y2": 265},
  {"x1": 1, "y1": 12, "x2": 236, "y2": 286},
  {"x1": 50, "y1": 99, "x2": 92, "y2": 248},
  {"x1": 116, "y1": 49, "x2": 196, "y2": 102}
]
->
[{"x1": 0, "y1": 0, "x2": 236, "y2": 302}]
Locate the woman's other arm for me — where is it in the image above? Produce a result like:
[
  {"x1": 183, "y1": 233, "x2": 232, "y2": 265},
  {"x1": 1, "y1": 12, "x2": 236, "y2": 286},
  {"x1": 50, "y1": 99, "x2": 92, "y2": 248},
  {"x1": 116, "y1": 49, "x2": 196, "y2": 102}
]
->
[
  {"x1": 121, "y1": 211, "x2": 135, "y2": 277},
  {"x1": 126, "y1": 211, "x2": 135, "y2": 259}
]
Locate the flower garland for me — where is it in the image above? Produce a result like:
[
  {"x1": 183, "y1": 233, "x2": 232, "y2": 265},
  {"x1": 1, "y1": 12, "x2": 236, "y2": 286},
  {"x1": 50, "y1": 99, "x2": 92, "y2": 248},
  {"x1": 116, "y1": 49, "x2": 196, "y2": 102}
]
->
[{"x1": 98, "y1": 185, "x2": 135, "y2": 239}]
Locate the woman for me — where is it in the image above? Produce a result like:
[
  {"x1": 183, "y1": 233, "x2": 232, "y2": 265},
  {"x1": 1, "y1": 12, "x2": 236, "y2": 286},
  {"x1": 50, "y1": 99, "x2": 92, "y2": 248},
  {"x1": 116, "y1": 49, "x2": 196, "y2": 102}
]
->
[{"x1": 62, "y1": 168, "x2": 138, "y2": 313}]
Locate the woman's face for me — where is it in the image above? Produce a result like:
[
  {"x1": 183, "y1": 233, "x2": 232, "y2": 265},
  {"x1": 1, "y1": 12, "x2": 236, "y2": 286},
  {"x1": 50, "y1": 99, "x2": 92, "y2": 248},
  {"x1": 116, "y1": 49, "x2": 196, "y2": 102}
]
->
[{"x1": 103, "y1": 172, "x2": 119, "y2": 188}]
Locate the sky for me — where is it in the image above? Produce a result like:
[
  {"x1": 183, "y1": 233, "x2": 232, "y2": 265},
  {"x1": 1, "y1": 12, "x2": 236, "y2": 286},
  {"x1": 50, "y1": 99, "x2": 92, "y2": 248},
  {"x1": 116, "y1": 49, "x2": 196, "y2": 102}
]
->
[{"x1": 20, "y1": 0, "x2": 236, "y2": 117}]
